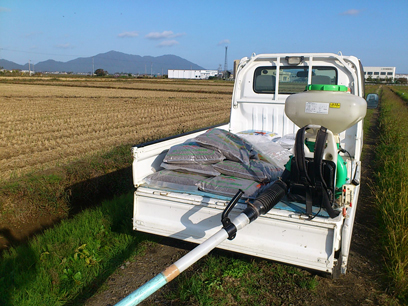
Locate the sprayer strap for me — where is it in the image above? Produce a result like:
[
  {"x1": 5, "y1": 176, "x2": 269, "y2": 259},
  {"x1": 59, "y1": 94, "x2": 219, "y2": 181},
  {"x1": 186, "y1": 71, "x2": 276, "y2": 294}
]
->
[
  {"x1": 313, "y1": 127, "x2": 339, "y2": 218},
  {"x1": 314, "y1": 126, "x2": 328, "y2": 190},
  {"x1": 294, "y1": 126, "x2": 313, "y2": 216},
  {"x1": 294, "y1": 126, "x2": 311, "y2": 187}
]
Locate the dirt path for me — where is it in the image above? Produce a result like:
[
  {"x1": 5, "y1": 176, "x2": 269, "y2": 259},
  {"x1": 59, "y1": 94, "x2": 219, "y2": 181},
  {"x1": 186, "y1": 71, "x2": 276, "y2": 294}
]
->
[
  {"x1": 308, "y1": 110, "x2": 393, "y2": 305},
  {"x1": 84, "y1": 110, "x2": 397, "y2": 306}
]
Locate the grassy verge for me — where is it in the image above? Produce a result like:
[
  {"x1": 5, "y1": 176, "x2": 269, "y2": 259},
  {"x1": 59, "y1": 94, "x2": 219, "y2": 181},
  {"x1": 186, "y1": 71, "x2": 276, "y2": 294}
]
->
[
  {"x1": 164, "y1": 253, "x2": 318, "y2": 305},
  {"x1": 0, "y1": 143, "x2": 135, "y2": 239},
  {"x1": 0, "y1": 193, "x2": 152, "y2": 306},
  {"x1": 374, "y1": 86, "x2": 408, "y2": 302},
  {"x1": 391, "y1": 86, "x2": 408, "y2": 102},
  {"x1": 363, "y1": 85, "x2": 382, "y2": 146}
]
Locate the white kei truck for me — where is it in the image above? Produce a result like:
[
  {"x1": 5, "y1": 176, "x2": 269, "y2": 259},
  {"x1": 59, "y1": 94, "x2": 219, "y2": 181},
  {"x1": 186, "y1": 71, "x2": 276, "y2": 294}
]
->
[{"x1": 130, "y1": 52, "x2": 373, "y2": 278}]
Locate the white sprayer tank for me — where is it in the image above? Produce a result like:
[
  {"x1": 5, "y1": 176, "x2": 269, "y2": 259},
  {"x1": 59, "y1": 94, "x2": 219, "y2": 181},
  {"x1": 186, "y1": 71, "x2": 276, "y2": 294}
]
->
[{"x1": 285, "y1": 85, "x2": 367, "y2": 134}]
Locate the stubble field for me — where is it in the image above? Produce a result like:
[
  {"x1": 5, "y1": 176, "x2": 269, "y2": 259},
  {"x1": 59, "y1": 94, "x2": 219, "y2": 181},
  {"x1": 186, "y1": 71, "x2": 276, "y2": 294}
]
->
[
  {"x1": 0, "y1": 80, "x2": 404, "y2": 305},
  {"x1": 0, "y1": 78, "x2": 233, "y2": 181}
]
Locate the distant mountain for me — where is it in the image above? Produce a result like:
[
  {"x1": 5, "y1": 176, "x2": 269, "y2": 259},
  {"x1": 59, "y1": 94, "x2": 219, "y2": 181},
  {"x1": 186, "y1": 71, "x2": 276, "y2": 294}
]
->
[
  {"x1": 0, "y1": 51, "x2": 205, "y2": 75},
  {"x1": 0, "y1": 59, "x2": 26, "y2": 71}
]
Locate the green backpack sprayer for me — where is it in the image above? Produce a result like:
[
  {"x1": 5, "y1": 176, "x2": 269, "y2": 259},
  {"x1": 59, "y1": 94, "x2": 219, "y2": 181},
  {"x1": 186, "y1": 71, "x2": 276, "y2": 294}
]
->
[
  {"x1": 115, "y1": 84, "x2": 367, "y2": 306},
  {"x1": 281, "y1": 84, "x2": 366, "y2": 219}
]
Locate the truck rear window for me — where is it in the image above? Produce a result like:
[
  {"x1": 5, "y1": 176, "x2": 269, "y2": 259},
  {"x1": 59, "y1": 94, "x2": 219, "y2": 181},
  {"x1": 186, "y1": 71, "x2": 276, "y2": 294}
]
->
[{"x1": 254, "y1": 66, "x2": 337, "y2": 94}]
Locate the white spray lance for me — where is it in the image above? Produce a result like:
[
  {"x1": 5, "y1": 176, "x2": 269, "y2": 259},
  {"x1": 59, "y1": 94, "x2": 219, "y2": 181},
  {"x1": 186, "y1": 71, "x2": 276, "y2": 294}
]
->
[{"x1": 115, "y1": 182, "x2": 288, "y2": 306}]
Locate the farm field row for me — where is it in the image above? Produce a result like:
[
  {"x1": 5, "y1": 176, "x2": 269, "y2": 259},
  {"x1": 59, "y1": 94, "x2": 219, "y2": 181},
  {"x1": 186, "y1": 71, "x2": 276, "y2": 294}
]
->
[
  {"x1": 0, "y1": 76, "x2": 234, "y2": 94},
  {"x1": 393, "y1": 85, "x2": 408, "y2": 101},
  {"x1": 0, "y1": 81, "x2": 232, "y2": 180}
]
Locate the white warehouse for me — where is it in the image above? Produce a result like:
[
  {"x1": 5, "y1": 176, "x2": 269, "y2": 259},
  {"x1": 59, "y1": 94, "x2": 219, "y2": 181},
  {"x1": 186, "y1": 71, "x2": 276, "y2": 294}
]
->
[
  {"x1": 364, "y1": 66, "x2": 396, "y2": 80},
  {"x1": 168, "y1": 69, "x2": 218, "y2": 79}
]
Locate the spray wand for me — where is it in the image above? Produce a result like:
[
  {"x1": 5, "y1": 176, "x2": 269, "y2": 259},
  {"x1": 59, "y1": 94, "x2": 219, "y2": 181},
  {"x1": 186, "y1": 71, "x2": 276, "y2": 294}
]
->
[{"x1": 114, "y1": 178, "x2": 288, "y2": 306}]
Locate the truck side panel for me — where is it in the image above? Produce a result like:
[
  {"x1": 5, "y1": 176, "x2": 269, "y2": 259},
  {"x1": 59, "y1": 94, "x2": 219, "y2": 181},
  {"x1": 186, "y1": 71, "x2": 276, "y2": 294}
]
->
[{"x1": 134, "y1": 187, "x2": 342, "y2": 273}]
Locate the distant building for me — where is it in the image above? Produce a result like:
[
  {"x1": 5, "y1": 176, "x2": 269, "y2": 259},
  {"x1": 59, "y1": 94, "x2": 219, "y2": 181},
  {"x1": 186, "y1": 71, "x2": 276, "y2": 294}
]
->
[
  {"x1": 168, "y1": 69, "x2": 218, "y2": 79},
  {"x1": 21, "y1": 70, "x2": 35, "y2": 75},
  {"x1": 396, "y1": 74, "x2": 408, "y2": 84},
  {"x1": 364, "y1": 66, "x2": 396, "y2": 81},
  {"x1": 396, "y1": 74, "x2": 408, "y2": 80}
]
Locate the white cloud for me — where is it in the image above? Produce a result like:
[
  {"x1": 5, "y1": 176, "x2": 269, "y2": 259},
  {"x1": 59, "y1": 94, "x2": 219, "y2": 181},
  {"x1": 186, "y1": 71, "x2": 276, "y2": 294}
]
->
[
  {"x1": 24, "y1": 32, "x2": 42, "y2": 38},
  {"x1": 157, "y1": 40, "x2": 179, "y2": 47},
  {"x1": 146, "y1": 31, "x2": 184, "y2": 40},
  {"x1": 340, "y1": 9, "x2": 361, "y2": 16},
  {"x1": 0, "y1": 7, "x2": 11, "y2": 12},
  {"x1": 118, "y1": 31, "x2": 139, "y2": 38},
  {"x1": 217, "y1": 39, "x2": 230, "y2": 46},
  {"x1": 55, "y1": 43, "x2": 73, "y2": 49}
]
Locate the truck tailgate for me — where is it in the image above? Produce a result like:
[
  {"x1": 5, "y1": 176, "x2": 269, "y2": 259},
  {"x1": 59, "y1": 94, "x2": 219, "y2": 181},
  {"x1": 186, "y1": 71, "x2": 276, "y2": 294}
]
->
[{"x1": 134, "y1": 186, "x2": 344, "y2": 274}]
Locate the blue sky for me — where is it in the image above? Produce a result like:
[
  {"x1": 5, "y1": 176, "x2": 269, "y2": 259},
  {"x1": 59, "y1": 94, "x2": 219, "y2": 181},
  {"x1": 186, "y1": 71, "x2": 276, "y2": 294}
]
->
[{"x1": 1, "y1": 0, "x2": 407, "y2": 73}]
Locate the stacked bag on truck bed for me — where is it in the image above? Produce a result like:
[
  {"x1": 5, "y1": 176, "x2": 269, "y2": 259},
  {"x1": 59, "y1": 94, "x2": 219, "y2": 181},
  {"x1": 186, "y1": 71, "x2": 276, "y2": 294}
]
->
[{"x1": 144, "y1": 128, "x2": 291, "y2": 199}]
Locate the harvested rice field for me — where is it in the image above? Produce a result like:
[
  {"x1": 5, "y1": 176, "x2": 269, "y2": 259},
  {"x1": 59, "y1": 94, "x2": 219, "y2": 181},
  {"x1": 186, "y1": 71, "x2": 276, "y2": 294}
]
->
[{"x1": 0, "y1": 78, "x2": 233, "y2": 180}]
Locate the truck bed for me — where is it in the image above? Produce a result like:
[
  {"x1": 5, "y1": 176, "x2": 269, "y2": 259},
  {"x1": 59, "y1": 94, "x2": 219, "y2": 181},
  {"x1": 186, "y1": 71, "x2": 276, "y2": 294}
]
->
[{"x1": 132, "y1": 126, "x2": 361, "y2": 274}]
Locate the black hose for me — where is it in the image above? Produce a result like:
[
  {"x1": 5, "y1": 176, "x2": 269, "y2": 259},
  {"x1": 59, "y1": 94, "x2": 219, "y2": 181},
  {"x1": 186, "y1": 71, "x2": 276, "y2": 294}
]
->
[{"x1": 243, "y1": 178, "x2": 288, "y2": 223}]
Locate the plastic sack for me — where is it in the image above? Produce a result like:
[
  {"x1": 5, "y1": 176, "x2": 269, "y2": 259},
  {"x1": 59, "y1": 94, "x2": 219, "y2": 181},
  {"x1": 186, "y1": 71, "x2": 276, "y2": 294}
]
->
[
  {"x1": 213, "y1": 159, "x2": 283, "y2": 182},
  {"x1": 198, "y1": 175, "x2": 265, "y2": 199},
  {"x1": 160, "y1": 162, "x2": 221, "y2": 177},
  {"x1": 238, "y1": 130, "x2": 280, "y2": 143},
  {"x1": 144, "y1": 170, "x2": 206, "y2": 192},
  {"x1": 163, "y1": 141, "x2": 225, "y2": 164},
  {"x1": 194, "y1": 128, "x2": 257, "y2": 165},
  {"x1": 277, "y1": 133, "x2": 296, "y2": 150},
  {"x1": 250, "y1": 141, "x2": 292, "y2": 170},
  {"x1": 237, "y1": 131, "x2": 292, "y2": 169}
]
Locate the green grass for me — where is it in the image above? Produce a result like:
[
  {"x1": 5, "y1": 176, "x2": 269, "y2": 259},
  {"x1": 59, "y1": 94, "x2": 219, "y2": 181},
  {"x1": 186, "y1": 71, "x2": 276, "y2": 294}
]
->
[
  {"x1": 391, "y1": 86, "x2": 408, "y2": 102},
  {"x1": 363, "y1": 85, "x2": 380, "y2": 138},
  {"x1": 374, "y1": 86, "x2": 408, "y2": 303},
  {"x1": 162, "y1": 252, "x2": 318, "y2": 306},
  {"x1": 0, "y1": 193, "x2": 150, "y2": 306},
  {"x1": 0, "y1": 143, "x2": 134, "y2": 222}
]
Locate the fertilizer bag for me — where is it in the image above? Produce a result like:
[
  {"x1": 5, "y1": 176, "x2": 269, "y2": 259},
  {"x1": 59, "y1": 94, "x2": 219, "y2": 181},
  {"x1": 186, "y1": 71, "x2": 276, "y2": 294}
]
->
[
  {"x1": 163, "y1": 141, "x2": 225, "y2": 164},
  {"x1": 144, "y1": 170, "x2": 207, "y2": 192},
  {"x1": 194, "y1": 128, "x2": 257, "y2": 165},
  {"x1": 160, "y1": 162, "x2": 221, "y2": 177},
  {"x1": 213, "y1": 159, "x2": 283, "y2": 182},
  {"x1": 198, "y1": 175, "x2": 265, "y2": 199}
]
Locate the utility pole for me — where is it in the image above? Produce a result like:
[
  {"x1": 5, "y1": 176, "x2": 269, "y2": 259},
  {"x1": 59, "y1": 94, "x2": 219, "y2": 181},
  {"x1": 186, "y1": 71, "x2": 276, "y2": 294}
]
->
[
  {"x1": 29, "y1": 60, "x2": 31, "y2": 76},
  {"x1": 224, "y1": 46, "x2": 228, "y2": 73},
  {"x1": 92, "y1": 58, "x2": 94, "y2": 76}
]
